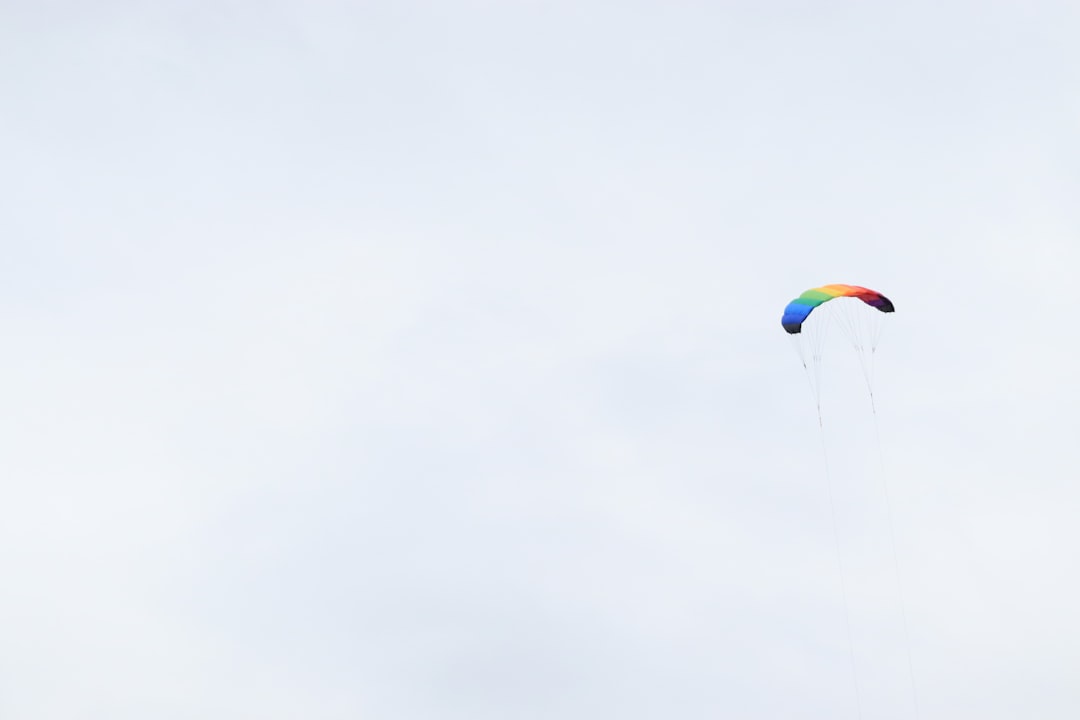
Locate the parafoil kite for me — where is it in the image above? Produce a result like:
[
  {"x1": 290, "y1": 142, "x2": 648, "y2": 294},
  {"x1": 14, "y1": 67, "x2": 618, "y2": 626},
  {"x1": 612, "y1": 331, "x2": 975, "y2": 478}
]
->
[{"x1": 781, "y1": 284, "x2": 894, "y2": 334}]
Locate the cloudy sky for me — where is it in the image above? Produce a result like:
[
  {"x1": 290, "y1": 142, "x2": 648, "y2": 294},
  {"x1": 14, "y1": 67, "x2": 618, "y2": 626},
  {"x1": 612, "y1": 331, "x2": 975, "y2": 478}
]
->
[{"x1": 3, "y1": 1, "x2": 1080, "y2": 718}]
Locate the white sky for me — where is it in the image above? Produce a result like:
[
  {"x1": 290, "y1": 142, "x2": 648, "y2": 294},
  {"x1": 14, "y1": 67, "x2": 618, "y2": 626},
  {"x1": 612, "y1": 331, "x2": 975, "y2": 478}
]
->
[{"x1": 3, "y1": 2, "x2": 1080, "y2": 718}]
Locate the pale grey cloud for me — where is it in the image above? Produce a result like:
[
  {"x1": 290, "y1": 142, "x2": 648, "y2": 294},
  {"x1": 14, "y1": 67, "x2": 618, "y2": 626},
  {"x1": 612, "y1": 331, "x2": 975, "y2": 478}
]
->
[{"x1": 2, "y1": 1, "x2": 1079, "y2": 718}]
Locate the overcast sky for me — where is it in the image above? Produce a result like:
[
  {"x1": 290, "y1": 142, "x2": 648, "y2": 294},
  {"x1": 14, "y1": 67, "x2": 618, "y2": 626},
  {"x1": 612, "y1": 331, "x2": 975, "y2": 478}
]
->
[{"x1": 3, "y1": 1, "x2": 1080, "y2": 718}]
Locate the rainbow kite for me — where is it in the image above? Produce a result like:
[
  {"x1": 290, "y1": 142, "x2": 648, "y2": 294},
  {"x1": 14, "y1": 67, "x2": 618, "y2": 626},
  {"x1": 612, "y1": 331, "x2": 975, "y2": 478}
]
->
[{"x1": 781, "y1": 284, "x2": 894, "y2": 334}]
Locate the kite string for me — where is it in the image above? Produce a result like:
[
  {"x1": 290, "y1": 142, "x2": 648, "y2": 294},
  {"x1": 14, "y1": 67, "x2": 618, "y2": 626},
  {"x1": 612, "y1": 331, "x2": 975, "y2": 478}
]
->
[
  {"x1": 810, "y1": 366, "x2": 864, "y2": 720},
  {"x1": 795, "y1": 315, "x2": 862, "y2": 719},
  {"x1": 870, "y1": 404, "x2": 921, "y2": 720}
]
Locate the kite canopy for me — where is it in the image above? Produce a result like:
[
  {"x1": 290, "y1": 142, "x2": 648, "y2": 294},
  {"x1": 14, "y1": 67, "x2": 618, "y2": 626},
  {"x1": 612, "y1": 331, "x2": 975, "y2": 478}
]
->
[{"x1": 781, "y1": 284, "x2": 894, "y2": 334}]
